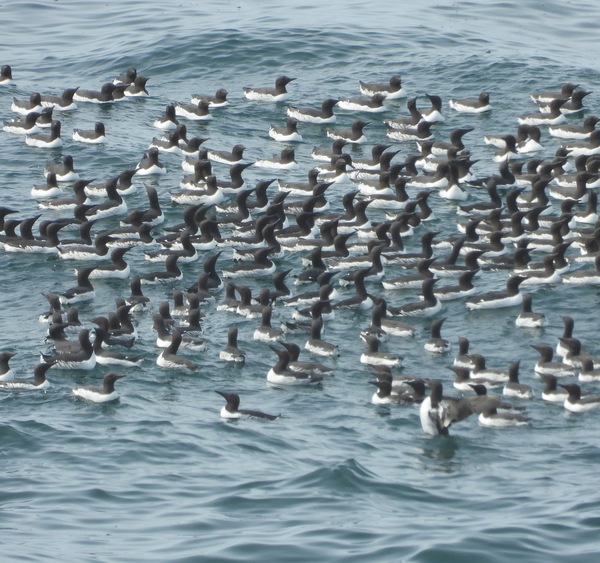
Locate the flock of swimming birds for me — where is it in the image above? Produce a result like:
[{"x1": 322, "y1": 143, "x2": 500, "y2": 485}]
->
[{"x1": 2, "y1": 62, "x2": 600, "y2": 435}]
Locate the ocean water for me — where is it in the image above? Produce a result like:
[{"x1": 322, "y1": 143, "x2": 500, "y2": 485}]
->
[{"x1": 2, "y1": 1, "x2": 600, "y2": 561}]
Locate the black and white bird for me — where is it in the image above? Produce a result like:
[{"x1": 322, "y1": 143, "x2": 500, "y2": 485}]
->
[
  {"x1": 72, "y1": 373, "x2": 125, "y2": 403},
  {"x1": 215, "y1": 391, "x2": 280, "y2": 420}
]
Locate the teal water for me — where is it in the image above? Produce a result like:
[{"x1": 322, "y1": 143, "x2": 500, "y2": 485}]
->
[{"x1": 2, "y1": 1, "x2": 600, "y2": 561}]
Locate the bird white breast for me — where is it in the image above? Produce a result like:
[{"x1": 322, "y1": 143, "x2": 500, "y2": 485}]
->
[
  {"x1": 174, "y1": 107, "x2": 212, "y2": 121},
  {"x1": 51, "y1": 171, "x2": 79, "y2": 182},
  {"x1": 287, "y1": 108, "x2": 335, "y2": 123},
  {"x1": 357, "y1": 184, "x2": 393, "y2": 197},
  {"x1": 381, "y1": 279, "x2": 423, "y2": 290},
  {"x1": 25, "y1": 136, "x2": 63, "y2": 148},
  {"x1": 337, "y1": 100, "x2": 385, "y2": 113},
  {"x1": 72, "y1": 131, "x2": 106, "y2": 144},
  {"x1": 55, "y1": 356, "x2": 96, "y2": 370},
  {"x1": 520, "y1": 272, "x2": 561, "y2": 285},
  {"x1": 380, "y1": 322, "x2": 414, "y2": 337},
  {"x1": 517, "y1": 139, "x2": 543, "y2": 153},
  {"x1": 453, "y1": 381, "x2": 474, "y2": 392},
  {"x1": 73, "y1": 93, "x2": 105, "y2": 103},
  {"x1": 222, "y1": 264, "x2": 274, "y2": 279},
  {"x1": 170, "y1": 190, "x2": 223, "y2": 206},
  {"x1": 206, "y1": 153, "x2": 243, "y2": 166},
  {"x1": 425, "y1": 341, "x2": 451, "y2": 354},
  {"x1": 566, "y1": 146, "x2": 600, "y2": 158},
  {"x1": 3, "y1": 123, "x2": 40, "y2": 135},
  {"x1": 253, "y1": 159, "x2": 298, "y2": 170},
  {"x1": 268, "y1": 128, "x2": 303, "y2": 143},
  {"x1": 11, "y1": 102, "x2": 42, "y2": 115},
  {"x1": 267, "y1": 369, "x2": 311, "y2": 386},
  {"x1": 219, "y1": 350, "x2": 245, "y2": 362},
  {"x1": 575, "y1": 212, "x2": 599, "y2": 224},
  {"x1": 422, "y1": 110, "x2": 445, "y2": 123},
  {"x1": 366, "y1": 197, "x2": 404, "y2": 210},
  {"x1": 327, "y1": 130, "x2": 367, "y2": 143},
  {"x1": 483, "y1": 135, "x2": 506, "y2": 148},
  {"x1": 145, "y1": 252, "x2": 173, "y2": 263},
  {"x1": 305, "y1": 340, "x2": 339, "y2": 357},
  {"x1": 156, "y1": 354, "x2": 188, "y2": 370},
  {"x1": 244, "y1": 91, "x2": 287, "y2": 102},
  {"x1": 121, "y1": 89, "x2": 146, "y2": 98},
  {"x1": 360, "y1": 352, "x2": 402, "y2": 367},
  {"x1": 0, "y1": 380, "x2": 48, "y2": 390},
  {"x1": 533, "y1": 360, "x2": 575, "y2": 377},
  {"x1": 360, "y1": 86, "x2": 406, "y2": 100},
  {"x1": 503, "y1": 386, "x2": 533, "y2": 399},
  {"x1": 439, "y1": 184, "x2": 468, "y2": 201},
  {"x1": 542, "y1": 390, "x2": 568, "y2": 403},
  {"x1": 42, "y1": 101, "x2": 77, "y2": 111},
  {"x1": 31, "y1": 186, "x2": 64, "y2": 198},
  {"x1": 153, "y1": 118, "x2": 177, "y2": 130},
  {"x1": 220, "y1": 406, "x2": 241, "y2": 419},
  {"x1": 97, "y1": 355, "x2": 142, "y2": 367},
  {"x1": 371, "y1": 392, "x2": 394, "y2": 405},
  {"x1": 73, "y1": 388, "x2": 118, "y2": 402},
  {"x1": 406, "y1": 176, "x2": 448, "y2": 189},
  {"x1": 402, "y1": 300, "x2": 442, "y2": 317},
  {"x1": 437, "y1": 288, "x2": 476, "y2": 301},
  {"x1": 564, "y1": 399, "x2": 600, "y2": 413},
  {"x1": 88, "y1": 266, "x2": 131, "y2": 279},
  {"x1": 548, "y1": 127, "x2": 591, "y2": 139},
  {"x1": 478, "y1": 413, "x2": 528, "y2": 427},
  {"x1": 449, "y1": 100, "x2": 491, "y2": 113},
  {"x1": 466, "y1": 293, "x2": 522, "y2": 310},
  {"x1": 578, "y1": 372, "x2": 600, "y2": 383},
  {"x1": 562, "y1": 273, "x2": 600, "y2": 285},
  {"x1": 253, "y1": 328, "x2": 284, "y2": 343},
  {"x1": 150, "y1": 142, "x2": 182, "y2": 155},
  {"x1": 516, "y1": 314, "x2": 548, "y2": 328},
  {"x1": 419, "y1": 398, "x2": 443, "y2": 435},
  {"x1": 518, "y1": 114, "x2": 565, "y2": 126},
  {"x1": 59, "y1": 290, "x2": 95, "y2": 305},
  {"x1": 0, "y1": 369, "x2": 15, "y2": 381},
  {"x1": 492, "y1": 150, "x2": 519, "y2": 163},
  {"x1": 471, "y1": 369, "x2": 508, "y2": 383},
  {"x1": 135, "y1": 164, "x2": 166, "y2": 176},
  {"x1": 58, "y1": 249, "x2": 106, "y2": 260},
  {"x1": 2, "y1": 242, "x2": 58, "y2": 254},
  {"x1": 190, "y1": 96, "x2": 228, "y2": 108},
  {"x1": 89, "y1": 203, "x2": 128, "y2": 222}
]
